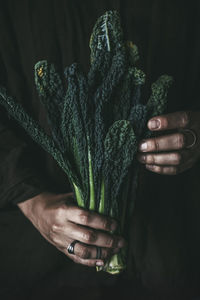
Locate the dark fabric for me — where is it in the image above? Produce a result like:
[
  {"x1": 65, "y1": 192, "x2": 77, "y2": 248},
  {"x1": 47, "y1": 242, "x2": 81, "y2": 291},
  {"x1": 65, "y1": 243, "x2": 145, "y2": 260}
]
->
[{"x1": 0, "y1": 0, "x2": 200, "y2": 299}]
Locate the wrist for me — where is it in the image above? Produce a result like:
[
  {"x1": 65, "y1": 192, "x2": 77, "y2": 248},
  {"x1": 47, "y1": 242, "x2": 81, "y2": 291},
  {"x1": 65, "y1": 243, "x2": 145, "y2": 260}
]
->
[{"x1": 17, "y1": 192, "x2": 51, "y2": 221}]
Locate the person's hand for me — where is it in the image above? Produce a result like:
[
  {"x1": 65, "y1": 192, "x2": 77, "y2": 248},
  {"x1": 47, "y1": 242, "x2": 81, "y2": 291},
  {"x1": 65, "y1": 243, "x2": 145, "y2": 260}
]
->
[
  {"x1": 137, "y1": 111, "x2": 200, "y2": 175},
  {"x1": 18, "y1": 192, "x2": 125, "y2": 267}
]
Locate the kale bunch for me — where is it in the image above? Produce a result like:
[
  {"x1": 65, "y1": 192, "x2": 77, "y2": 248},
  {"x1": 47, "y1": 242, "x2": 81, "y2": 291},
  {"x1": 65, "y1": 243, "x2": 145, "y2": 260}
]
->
[{"x1": 0, "y1": 11, "x2": 173, "y2": 274}]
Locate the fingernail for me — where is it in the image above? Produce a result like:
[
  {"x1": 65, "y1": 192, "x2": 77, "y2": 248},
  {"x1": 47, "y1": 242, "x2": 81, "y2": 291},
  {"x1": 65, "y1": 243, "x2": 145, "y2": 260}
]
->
[
  {"x1": 140, "y1": 142, "x2": 147, "y2": 151},
  {"x1": 96, "y1": 261, "x2": 104, "y2": 266},
  {"x1": 149, "y1": 119, "x2": 160, "y2": 130}
]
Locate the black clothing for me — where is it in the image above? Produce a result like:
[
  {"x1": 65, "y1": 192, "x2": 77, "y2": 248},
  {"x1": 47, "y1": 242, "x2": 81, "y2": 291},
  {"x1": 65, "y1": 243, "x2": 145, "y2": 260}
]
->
[{"x1": 0, "y1": 0, "x2": 200, "y2": 299}]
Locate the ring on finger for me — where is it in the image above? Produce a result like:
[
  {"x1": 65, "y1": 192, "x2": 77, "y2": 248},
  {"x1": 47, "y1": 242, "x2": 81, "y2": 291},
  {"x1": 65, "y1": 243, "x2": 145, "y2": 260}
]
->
[
  {"x1": 67, "y1": 240, "x2": 79, "y2": 255},
  {"x1": 96, "y1": 246, "x2": 102, "y2": 260},
  {"x1": 180, "y1": 129, "x2": 197, "y2": 149}
]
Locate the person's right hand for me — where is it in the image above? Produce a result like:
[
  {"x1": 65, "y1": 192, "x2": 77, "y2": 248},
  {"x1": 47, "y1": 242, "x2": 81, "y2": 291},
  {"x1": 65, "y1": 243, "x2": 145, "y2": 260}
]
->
[{"x1": 17, "y1": 192, "x2": 125, "y2": 267}]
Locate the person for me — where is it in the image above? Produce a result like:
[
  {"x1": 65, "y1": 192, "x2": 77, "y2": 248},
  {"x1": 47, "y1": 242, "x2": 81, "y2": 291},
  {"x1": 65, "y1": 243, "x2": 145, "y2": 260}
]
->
[{"x1": 0, "y1": 0, "x2": 200, "y2": 299}]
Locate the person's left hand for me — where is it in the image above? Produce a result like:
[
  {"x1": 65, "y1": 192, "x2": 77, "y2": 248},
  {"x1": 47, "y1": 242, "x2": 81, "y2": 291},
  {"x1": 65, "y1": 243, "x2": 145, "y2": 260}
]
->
[{"x1": 137, "y1": 111, "x2": 200, "y2": 175}]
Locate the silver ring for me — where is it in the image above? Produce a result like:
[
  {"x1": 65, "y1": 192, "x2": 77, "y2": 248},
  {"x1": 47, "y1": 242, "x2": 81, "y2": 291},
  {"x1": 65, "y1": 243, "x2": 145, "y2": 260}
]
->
[
  {"x1": 96, "y1": 246, "x2": 102, "y2": 259},
  {"x1": 67, "y1": 240, "x2": 78, "y2": 255},
  {"x1": 182, "y1": 129, "x2": 197, "y2": 149}
]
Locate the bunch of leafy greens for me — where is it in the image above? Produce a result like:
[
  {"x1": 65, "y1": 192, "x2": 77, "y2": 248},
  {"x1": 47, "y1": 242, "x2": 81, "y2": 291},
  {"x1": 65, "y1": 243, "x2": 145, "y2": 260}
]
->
[{"x1": 0, "y1": 11, "x2": 173, "y2": 274}]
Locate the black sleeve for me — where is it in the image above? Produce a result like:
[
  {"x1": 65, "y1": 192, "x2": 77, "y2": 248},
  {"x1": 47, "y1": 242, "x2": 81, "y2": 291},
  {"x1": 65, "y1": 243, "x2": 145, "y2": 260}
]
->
[
  {"x1": 0, "y1": 93, "x2": 49, "y2": 209},
  {"x1": 0, "y1": 120, "x2": 49, "y2": 209},
  {"x1": 0, "y1": 37, "x2": 48, "y2": 209},
  {"x1": 0, "y1": 2, "x2": 53, "y2": 209}
]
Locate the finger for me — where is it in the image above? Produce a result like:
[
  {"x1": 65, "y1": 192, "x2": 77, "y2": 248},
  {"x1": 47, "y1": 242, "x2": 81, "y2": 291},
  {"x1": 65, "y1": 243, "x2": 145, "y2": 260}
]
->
[
  {"x1": 68, "y1": 253, "x2": 105, "y2": 268},
  {"x1": 139, "y1": 132, "x2": 185, "y2": 153},
  {"x1": 145, "y1": 161, "x2": 194, "y2": 175},
  {"x1": 148, "y1": 111, "x2": 190, "y2": 131},
  {"x1": 137, "y1": 152, "x2": 182, "y2": 166},
  {"x1": 66, "y1": 206, "x2": 117, "y2": 232},
  {"x1": 66, "y1": 240, "x2": 114, "y2": 260},
  {"x1": 63, "y1": 222, "x2": 125, "y2": 249},
  {"x1": 145, "y1": 165, "x2": 178, "y2": 175},
  {"x1": 61, "y1": 246, "x2": 105, "y2": 267}
]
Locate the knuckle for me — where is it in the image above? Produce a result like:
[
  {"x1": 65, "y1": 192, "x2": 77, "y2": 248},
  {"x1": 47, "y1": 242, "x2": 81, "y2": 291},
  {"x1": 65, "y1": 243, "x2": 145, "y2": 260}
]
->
[
  {"x1": 102, "y1": 218, "x2": 110, "y2": 231},
  {"x1": 181, "y1": 111, "x2": 190, "y2": 127},
  {"x1": 79, "y1": 246, "x2": 91, "y2": 259},
  {"x1": 106, "y1": 237, "x2": 115, "y2": 248},
  {"x1": 83, "y1": 230, "x2": 96, "y2": 243},
  {"x1": 155, "y1": 166, "x2": 162, "y2": 173},
  {"x1": 79, "y1": 211, "x2": 90, "y2": 225},
  {"x1": 56, "y1": 205, "x2": 65, "y2": 217},
  {"x1": 54, "y1": 207, "x2": 65, "y2": 223},
  {"x1": 177, "y1": 133, "x2": 185, "y2": 149},
  {"x1": 153, "y1": 138, "x2": 160, "y2": 151},
  {"x1": 51, "y1": 224, "x2": 59, "y2": 233},
  {"x1": 146, "y1": 155, "x2": 155, "y2": 164},
  {"x1": 49, "y1": 224, "x2": 59, "y2": 240}
]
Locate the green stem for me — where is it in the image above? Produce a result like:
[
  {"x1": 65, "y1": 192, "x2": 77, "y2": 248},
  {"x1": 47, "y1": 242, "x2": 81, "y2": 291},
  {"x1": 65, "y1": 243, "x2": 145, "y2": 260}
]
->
[
  {"x1": 98, "y1": 173, "x2": 133, "y2": 274},
  {"x1": 73, "y1": 183, "x2": 84, "y2": 208},
  {"x1": 98, "y1": 179, "x2": 105, "y2": 214},
  {"x1": 96, "y1": 178, "x2": 127, "y2": 274},
  {"x1": 88, "y1": 149, "x2": 95, "y2": 210},
  {"x1": 103, "y1": 251, "x2": 126, "y2": 274}
]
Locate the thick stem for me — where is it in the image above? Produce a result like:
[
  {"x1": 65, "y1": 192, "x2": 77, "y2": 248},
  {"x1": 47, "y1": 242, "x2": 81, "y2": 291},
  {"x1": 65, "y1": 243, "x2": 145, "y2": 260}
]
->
[
  {"x1": 99, "y1": 174, "x2": 132, "y2": 274},
  {"x1": 96, "y1": 177, "x2": 127, "y2": 274},
  {"x1": 102, "y1": 251, "x2": 126, "y2": 274},
  {"x1": 73, "y1": 183, "x2": 84, "y2": 208},
  {"x1": 98, "y1": 179, "x2": 105, "y2": 214},
  {"x1": 88, "y1": 150, "x2": 95, "y2": 210}
]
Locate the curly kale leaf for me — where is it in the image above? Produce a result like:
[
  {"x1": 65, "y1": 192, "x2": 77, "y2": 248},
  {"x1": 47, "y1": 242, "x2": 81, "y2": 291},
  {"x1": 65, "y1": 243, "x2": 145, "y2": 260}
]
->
[
  {"x1": 35, "y1": 60, "x2": 65, "y2": 152},
  {"x1": 147, "y1": 75, "x2": 173, "y2": 117},
  {"x1": 0, "y1": 86, "x2": 82, "y2": 190},
  {"x1": 103, "y1": 120, "x2": 137, "y2": 216},
  {"x1": 63, "y1": 64, "x2": 90, "y2": 207}
]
